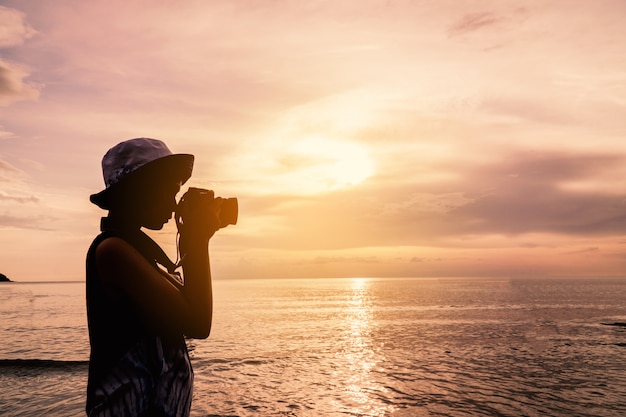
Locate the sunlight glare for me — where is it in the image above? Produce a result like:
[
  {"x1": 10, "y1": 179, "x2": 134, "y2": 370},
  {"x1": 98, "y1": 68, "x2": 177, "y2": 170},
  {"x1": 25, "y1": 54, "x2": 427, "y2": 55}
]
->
[
  {"x1": 280, "y1": 136, "x2": 374, "y2": 194},
  {"x1": 340, "y1": 277, "x2": 394, "y2": 416},
  {"x1": 351, "y1": 277, "x2": 368, "y2": 290}
]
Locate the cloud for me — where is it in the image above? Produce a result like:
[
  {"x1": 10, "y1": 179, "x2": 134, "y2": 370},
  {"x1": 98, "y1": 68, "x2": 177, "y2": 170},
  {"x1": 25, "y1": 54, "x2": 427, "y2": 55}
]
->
[
  {"x1": 448, "y1": 12, "x2": 503, "y2": 36},
  {"x1": 0, "y1": 125, "x2": 15, "y2": 140},
  {"x1": 0, "y1": 157, "x2": 21, "y2": 175},
  {"x1": 0, "y1": 6, "x2": 37, "y2": 47},
  {"x1": 447, "y1": 7, "x2": 529, "y2": 50},
  {"x1": 356, "y1": 152, "x2": 626, "y2": 244},
  {"x1": 304, "y1": 255, "x2": 381, "y2": 265},
  {"x1": 0, "y1": 191, "x2": 38, "y2": 204},
  {"x1": 448, "y1": 152, "x2": 626, "y2": 236},
  {"x1": 241, "y1": 150, "x2": 626, "y2": 252},
  {"x1": 0, "y1": 157, "x2": 44, "y2": 229},
  {"x1": 0, "y1": 7, "x2": 40, "y2": 106},
  {"x1": 562, "y1": 246, "x2": 599, "y2": 255},
  {"x1": 0, "y1": 157, "x2": 27, "y2": 187},
  {"x1": 0, "y1": 213, "x2": 55, "y2": 230},
  {"x1": 0, "y1": 60, "x2": 41, "y2": 106}
]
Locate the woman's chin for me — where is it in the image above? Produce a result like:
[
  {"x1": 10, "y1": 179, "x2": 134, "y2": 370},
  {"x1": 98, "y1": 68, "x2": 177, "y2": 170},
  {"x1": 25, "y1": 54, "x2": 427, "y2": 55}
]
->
[{"x1": 144, "y1": 218, "x2": 169, "y2": 230}]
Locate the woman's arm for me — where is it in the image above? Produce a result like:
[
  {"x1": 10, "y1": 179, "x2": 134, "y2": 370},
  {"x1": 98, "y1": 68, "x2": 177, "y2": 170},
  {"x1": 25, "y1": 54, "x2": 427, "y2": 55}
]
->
[
  {"x1": 96, "y1": 235, "x2": 214, "y2": 339},
  {"x1": 178, "y1": 233, "x2": 213, "y2": 339}
]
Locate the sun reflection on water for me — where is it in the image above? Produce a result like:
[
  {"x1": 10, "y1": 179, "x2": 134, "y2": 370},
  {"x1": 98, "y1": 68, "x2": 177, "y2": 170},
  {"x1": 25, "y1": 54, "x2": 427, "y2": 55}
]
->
[{"x1": 337, "y1": 278, "x2": 394, "y2": 416}]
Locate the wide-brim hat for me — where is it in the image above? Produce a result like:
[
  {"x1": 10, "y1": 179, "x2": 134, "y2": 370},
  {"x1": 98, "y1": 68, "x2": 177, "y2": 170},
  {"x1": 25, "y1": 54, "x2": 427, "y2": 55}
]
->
[{"x1": 90, "y1": 138, "x2": 194, "y2": 210}]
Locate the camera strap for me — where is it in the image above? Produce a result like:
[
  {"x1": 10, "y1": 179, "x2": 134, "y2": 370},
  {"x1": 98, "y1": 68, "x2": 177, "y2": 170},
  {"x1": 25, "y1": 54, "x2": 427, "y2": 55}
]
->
[{"x1": 100, "y1": 217, "x2": 180, "y2": 278}]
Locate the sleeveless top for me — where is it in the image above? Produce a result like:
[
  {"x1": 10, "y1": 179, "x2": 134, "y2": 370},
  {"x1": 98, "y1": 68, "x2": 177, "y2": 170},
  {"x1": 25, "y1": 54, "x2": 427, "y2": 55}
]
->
[{"x1": 86, "y1": 219, "x2": 193, "y2": 417}]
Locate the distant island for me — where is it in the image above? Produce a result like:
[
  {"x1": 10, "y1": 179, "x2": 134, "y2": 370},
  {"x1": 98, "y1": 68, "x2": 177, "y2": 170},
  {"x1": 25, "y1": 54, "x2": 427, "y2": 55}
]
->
[{"x1": 0, "y1": 273, "x2": 12, "y2": 282}]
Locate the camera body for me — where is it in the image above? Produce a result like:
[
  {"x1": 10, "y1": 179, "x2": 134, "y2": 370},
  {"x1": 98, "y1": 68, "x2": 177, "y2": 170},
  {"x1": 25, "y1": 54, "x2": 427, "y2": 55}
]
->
[{"x1": 175, "y1": 187, "x2": 238, "y2": 230}]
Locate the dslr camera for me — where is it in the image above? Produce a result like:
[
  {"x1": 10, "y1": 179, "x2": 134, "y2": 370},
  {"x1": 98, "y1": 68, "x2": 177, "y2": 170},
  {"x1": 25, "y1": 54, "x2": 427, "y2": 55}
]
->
[{"x1": 175, "y1": 187, "x2": 238, "y2": 230}]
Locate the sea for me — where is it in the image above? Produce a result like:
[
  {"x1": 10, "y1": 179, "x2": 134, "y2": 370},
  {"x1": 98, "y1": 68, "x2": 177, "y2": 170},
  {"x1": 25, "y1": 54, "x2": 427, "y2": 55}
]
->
[{"x1": 1, "y1": 277, "x2": 625, "y2": 417}]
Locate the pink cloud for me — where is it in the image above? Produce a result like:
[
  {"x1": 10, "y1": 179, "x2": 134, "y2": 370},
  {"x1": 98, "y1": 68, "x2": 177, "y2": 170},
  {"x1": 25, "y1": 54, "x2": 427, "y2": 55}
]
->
[{"x1": 0, "y1": 6, "x2": 37, "y2": 47}]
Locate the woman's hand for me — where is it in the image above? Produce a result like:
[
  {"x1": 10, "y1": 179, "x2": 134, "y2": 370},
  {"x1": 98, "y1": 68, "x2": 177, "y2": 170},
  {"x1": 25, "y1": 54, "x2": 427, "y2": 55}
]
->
[{"x1": 176, "y1": 188, "x2": 222, "y2": 241}]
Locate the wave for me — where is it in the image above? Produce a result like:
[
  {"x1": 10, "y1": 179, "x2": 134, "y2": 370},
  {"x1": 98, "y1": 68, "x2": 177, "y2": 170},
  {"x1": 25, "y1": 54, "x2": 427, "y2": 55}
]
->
[{"x1": 0, "y1": 359, "x2": 88, "y2": 369}]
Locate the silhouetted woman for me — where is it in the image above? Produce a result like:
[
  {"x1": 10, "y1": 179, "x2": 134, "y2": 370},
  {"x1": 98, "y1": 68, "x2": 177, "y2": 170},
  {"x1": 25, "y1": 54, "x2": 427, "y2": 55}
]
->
[{"x1": 86, "y1": 138, "x2": 220, "y2": 416}]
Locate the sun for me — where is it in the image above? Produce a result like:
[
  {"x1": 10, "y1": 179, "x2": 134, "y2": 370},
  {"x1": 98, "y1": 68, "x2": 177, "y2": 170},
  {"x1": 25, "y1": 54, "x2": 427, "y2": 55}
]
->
[{"x1": 279, "y1": 136, "x2": 374, "y2": 194}]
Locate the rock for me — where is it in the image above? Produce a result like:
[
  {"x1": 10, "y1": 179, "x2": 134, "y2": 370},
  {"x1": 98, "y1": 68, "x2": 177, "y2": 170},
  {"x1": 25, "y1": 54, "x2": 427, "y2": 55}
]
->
[
  {"x1": 0, "y1": 273, "x2": 11, "y2": 282},
  {"x1": 602, "y1": 322, "x2": 626, "y2": 327}
]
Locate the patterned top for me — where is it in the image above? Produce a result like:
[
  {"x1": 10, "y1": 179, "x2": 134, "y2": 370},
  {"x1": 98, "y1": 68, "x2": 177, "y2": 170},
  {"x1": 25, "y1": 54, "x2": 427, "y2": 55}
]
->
[{"x1": 86, "y1": 228, "x2": 193, "y2": 417}]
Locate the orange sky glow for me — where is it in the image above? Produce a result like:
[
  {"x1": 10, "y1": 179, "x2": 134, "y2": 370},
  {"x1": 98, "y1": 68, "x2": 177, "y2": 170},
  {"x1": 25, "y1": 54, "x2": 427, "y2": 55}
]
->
[{"x1": 1, "y1": 1, "x2": 626, "y2": 281}]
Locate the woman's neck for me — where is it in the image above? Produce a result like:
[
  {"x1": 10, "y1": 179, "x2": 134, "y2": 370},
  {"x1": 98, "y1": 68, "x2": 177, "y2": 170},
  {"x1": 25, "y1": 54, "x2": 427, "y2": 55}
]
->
[{"x1": 101, "y1": 213, "x2": 142, "y2": 233}]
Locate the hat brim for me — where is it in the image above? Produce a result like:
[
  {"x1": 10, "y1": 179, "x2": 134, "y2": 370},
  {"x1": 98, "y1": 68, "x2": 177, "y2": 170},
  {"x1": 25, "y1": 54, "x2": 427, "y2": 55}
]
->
[{"x1": 90, "y1": 153, "x2": 194, "y2": 210}]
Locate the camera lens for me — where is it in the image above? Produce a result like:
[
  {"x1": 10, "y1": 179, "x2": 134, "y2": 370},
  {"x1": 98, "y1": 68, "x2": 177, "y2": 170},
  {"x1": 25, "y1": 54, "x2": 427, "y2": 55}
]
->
[{"x1": 220, "y1": 198, "x2": 238, "y2": 227}]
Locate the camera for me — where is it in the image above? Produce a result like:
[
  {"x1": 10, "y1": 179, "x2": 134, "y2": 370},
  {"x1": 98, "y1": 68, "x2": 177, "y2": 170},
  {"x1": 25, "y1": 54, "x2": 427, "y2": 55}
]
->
[{"x1": 175, "y1": 187, "x2": 238, "y2": 230}]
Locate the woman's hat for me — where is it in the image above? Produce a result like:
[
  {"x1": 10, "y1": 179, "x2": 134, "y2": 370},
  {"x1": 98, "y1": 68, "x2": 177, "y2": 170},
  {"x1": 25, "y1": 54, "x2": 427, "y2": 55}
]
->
[{"x1": 90, "y1": 138, "x2": 194, "y2": 209}]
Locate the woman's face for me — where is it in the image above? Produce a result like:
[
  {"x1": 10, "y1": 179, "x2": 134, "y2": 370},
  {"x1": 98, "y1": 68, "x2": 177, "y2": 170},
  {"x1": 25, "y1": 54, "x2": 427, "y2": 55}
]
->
[{"x1": 141, "y1": 180, "x2": 182, "y2": 230}]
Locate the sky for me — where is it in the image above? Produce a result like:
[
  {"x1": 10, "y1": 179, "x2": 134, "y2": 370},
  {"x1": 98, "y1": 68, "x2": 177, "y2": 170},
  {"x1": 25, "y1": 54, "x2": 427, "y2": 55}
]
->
[{"x1": 1, "y1": 0, "x2": 626, "y2": 281}]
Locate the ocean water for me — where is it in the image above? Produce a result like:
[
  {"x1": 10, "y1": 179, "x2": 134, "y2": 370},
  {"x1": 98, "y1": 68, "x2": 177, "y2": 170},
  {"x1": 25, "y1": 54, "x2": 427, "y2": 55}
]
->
[{"x1": 1, "y1": 277, "x2": 625, "y2": 417}]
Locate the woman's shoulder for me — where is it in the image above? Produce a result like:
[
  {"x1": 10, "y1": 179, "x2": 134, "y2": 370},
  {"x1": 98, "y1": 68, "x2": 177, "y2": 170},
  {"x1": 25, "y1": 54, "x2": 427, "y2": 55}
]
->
[{"x1": 96, "y1": 235, "x2": 137, "y2": 254}]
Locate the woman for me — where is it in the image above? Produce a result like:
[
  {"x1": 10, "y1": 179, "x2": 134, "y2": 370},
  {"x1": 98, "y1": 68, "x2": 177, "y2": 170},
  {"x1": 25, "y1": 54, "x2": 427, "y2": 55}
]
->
[{"x1": 86, "y1": 138, "x2": 220, "y2": 416}]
